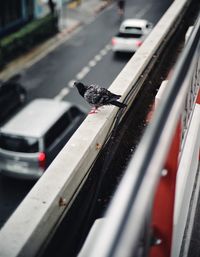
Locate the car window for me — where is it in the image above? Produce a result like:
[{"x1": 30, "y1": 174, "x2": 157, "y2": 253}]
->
[
  {"x1": 124, "y1": 26, "x2": 142, "y2": 31},
  {"x1": 123, "y1": 26, "x2": 143, "y2": 34},
  {"x1": 0, "y1": 134, "x2": 39, "y2": 153},
  {"x1": 0, "y1": 85, "x2": 14, "y2": 97},
  {"x1": 44, "y1": 112, "x2": 70, "y2": 148},
  {"x1": 69, "y1": 106, "x2": 83, "y2": 118},
  {"x1": 116, "y1": 32, "x2": 142, "y2": 38},
  {"x1": 0, "y1": 82, "x2": 16, "y2": 93}
]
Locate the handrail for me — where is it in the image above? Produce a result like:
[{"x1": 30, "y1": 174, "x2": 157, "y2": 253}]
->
[
  {"x1": 82, "y1": 13, "x2": 200, "y2": 257},
  {"x1": 0, "y1": 0, "x2": 194, "y2": 256}
]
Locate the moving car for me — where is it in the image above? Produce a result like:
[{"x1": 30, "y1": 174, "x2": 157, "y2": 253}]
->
[
  {"x1": 0, "y1": 98, "x2": 86, "y2": 180},
  {"x1": 0, "y1": 76, "x2": 26, "y2": 124},
  {"x1": 111, "y1": 19, "x2": 153, "y2": 53}
]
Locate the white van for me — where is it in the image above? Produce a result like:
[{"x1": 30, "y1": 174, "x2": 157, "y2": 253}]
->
[{"x1": 0, "y1": 98, "x2": 86, "y2": 179}]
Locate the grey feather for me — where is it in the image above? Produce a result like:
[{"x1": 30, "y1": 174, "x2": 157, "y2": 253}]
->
[{"x1": 74, "y1": 81, "x2": 127, "y2": 109}]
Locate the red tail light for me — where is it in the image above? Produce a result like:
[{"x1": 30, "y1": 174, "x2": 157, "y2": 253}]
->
[
  {"x1": 112, "y1": 38, "x2": 116, "y2": 45},
  {"x1": 136, "y1": 40, "x2": 142, "y2": 46},
  {"x1": 38, "y1": 152, "x2": 46, "y2": 170}
]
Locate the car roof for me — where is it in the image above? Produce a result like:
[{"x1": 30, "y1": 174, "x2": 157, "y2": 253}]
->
[
  {"x1": 120, "y1": 19, "x2": 149, "y2": 30},
  {"x1": 0, "y1": 98, "x2": 72, "y2": 138}
]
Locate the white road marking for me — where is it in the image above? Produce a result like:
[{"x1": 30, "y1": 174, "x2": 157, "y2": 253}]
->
[
  {"x1": 54, "y1": 87, "x2": 70, "y2": 100},
  {"x1": 61, "y1": 87, "x2": 70, "y2": 95},
  {"x1": 54, "y1": 95, "x2": 64, "y2": 101},
  {"x1": 55, "y1": 42, "x2": 112, "y2": 100},
  {"x1": 68, "y1": 80, "x2": 76, "y2": 88},
  {"x1": 94, "y1": 54, "x2": 102, "y2": 62},
  {"x1": 89, "y1": 60, "x2": 97, "y2": 67},
  {"x1": 100, "y1": 49, "x2": 107, "y2": 56},
  {"x1": 105, "y1": 44, "x2": 112, "y2": 51},
  {"x1": 76, "y1": 66, "x2": 91, "y2": 80}
]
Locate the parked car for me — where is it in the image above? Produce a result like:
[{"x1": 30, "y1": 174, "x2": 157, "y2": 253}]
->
[
  {"x1": 0, "y1": 98, "x2": 86, "y2": 180},
  {"x1": 111, "y1": 19, "x2": 153, "y2": 53},
  {"x1": 0, "y1": 76, "x2": 27, "y2": 124}
]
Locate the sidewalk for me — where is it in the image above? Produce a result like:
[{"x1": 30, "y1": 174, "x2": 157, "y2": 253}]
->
[{"x1": 0, "y1": 0, "x2": 110, "y2": 81}]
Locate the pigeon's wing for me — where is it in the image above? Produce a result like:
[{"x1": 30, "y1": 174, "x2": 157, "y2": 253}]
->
[
  {"x1": 97, "y1": 88, "x2": 122, "y2": 105},
  {"x1": 84, "y1": 85, "x2": 107, "y2": 105},
  {"x1": 84, "y1": 84, "x2": 122, "y2": 106},
  {"x1": 96, "y1": 87, "x2": 112, "y2": 105}
]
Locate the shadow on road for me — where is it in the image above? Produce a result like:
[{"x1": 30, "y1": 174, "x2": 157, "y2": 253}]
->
[
  {"x1": 112, "y1": 52, "x2": 134, "y2": 62},
  {"x1": 0, "y1": 174, "x2": 36, "y2": 228}
]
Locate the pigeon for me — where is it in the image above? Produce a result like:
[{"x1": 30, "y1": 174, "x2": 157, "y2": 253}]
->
[{"x1": 74, "y1": 81, "x2": 127, "y2": 114}]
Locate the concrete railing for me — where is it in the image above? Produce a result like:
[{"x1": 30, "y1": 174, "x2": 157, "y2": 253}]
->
[{"x1": 0, "y1": 0, "x2": 193, "y2": 256}]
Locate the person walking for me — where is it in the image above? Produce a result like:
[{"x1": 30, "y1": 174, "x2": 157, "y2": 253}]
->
[
  {"x1": 48, "y1": 0, "x2": 56, "y2": 15},
  {"x1": 117, "y1": 0, "x2": 125, "y2": 17}
]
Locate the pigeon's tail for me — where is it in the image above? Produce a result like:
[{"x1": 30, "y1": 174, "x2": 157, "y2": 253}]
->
[
  {"x1": 115, "y1": 94, "x2": 121, "y2": 100},
  {"x1": 110, "y1": 100, "x2": 127, "y2": 108}
]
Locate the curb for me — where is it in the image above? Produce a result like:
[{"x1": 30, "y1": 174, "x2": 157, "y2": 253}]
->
[
  {"x1": 94, "y1": 1, "x2": 110, "y2": 14},
  {"x1": 57, "y1": 20, "x2": 83, "y2": 39},
  {"x1": 0, "y1": 21, "x2": 82, "y2": 81}
]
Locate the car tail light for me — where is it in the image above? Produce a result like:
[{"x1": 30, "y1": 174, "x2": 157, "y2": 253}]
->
[
  {"x1": 111, "y1": 38, "x2": 116, "y2": 45},
  {"x1": 38, "y1": 152, "x2": 46, "y2": 170},
  {"x1": 136, "y1": 40, "x2": 143, "y2": 46}
]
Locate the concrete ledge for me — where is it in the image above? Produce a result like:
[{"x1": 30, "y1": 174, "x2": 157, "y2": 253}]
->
[{"x1": 0, "y1": 0, "x2": 191, "y2": 256}]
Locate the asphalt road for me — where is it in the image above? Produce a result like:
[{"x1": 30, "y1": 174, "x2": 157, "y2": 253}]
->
[
  {"x1": 0, "y1": 0, "x2": 173, "y2": 229},
  {"x1": 19, "y1": 0, "x2": 173, "y2": 110}
]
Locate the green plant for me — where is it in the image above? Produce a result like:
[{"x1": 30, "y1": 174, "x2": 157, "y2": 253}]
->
[{"x1": 0, "y1": 14, "x2": 58, "y2": 68}]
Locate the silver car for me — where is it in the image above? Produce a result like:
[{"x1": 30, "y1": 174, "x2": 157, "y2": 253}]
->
[{"x1": 0, "y1": 98, "x2": 86, "y2": 180}]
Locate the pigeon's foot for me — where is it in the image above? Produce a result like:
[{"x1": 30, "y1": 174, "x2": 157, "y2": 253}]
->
[{"x1": 88, "y1": 107, "x2": 99, "y2": 114}]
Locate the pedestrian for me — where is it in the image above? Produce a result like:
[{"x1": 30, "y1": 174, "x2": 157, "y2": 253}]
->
[
  {"x1": 117, "y1": 0, "x2": 125, "y2": 17},
  {"x1": 48, "y1": 0, "x2": 56, "y2": 15}
]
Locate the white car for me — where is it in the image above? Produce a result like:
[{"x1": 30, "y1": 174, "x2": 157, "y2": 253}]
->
[{"x1": 111, "y1": 19, "x2": 153, "y2": 53}]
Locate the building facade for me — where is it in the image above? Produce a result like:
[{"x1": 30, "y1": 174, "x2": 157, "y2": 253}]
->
[{"x1": 0, "y1": 0, "x2": 35, "y2": 37}]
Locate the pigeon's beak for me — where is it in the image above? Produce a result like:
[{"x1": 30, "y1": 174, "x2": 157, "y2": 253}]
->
[{"x1": 73, "y1": 81, "x2": 77, "y2": 88}]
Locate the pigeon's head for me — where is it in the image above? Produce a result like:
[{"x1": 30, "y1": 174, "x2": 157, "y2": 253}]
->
[
  {"x1": 73, "y1": 81, "x2": 84, "y2": 89},
  {"x1": 73, "y1": 81, "x2": 86, "y2": 97}
]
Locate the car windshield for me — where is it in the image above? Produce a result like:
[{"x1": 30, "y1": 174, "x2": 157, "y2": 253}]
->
[
  {"x1": 0, "y1": 134, "x2": 39, "y2": 153},
  {"x1": 122, "y1": 26, "x2": 143, "y2": 34},
  {"x1": 116, "y1": 32, "x2": 142, "y2": 38}
]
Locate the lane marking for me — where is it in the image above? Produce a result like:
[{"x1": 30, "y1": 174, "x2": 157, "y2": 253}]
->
[
  {"x1": 100, "y1": 49, "x2": 107, "y2": 56},
  {"x1": 55, "y1": 43, "x2": 112, "y2": 100},
  {"x1": 94, "y1": 54, "x2": 102, "y2": 62},
  {"x1": 89, "y1": 60, "x2": 96, "y2": 67},
  {"x1": 68, "y1": 79, "x2": 76, "y2": 88},
  {"x1": 105, "y1": 44, "x2": 112, "y2": 51},
  {"x1": 76, "y1": 66, "x2": 91, "y2": 80},
  {"x1": 54, "y1": 87, "x2": 70, "y2": 100}
]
